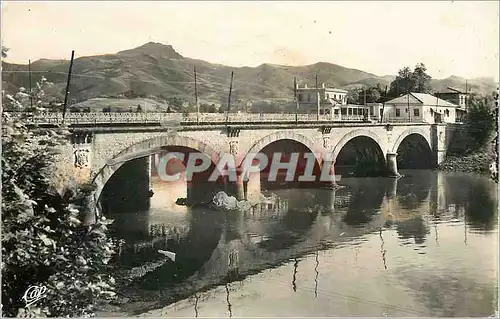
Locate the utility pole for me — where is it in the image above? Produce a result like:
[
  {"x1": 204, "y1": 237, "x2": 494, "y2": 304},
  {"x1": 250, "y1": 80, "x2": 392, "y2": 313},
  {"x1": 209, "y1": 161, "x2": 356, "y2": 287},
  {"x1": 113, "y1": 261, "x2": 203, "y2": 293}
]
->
[
  {"x1": 363, "y1": 86, "x2": 367, "y2": 119},
  {"x1": 363, "y1": 85, "x2": 367, "y2": 105},
  {"x1": 62, "y1": 50, "x2": 75, "y2": 123},
  {"x1": 315, "y1": 75, "x2": 319, "y2": 121},
  {"x1": 465, "y1": 79, "x2": 468, "y2": 108},
  {"x1": 226, "y1": 71, "x2": 234, "y2": 124},
  {"x1": 28, "y1": 60, "x2": 33, "y2": 108},
  {"x1": 408, "y1": 89, "x2": 411, "y2": 122},
  {"x1": 294, "y1": 76, "x2": 299, "y2": 124},
  {"x1": 194, "y1": 66, "x2": 199, "y2": 124},
  {"x1": 380, "y1": 85, "x2": 387, "y2": 123}
]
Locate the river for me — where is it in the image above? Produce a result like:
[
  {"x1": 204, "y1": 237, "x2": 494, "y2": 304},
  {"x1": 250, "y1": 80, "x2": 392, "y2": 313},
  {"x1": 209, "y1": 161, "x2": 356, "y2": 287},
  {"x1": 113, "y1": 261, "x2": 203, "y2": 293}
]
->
[{"x1": 103, "y1": 170, "x2": 498, "y2": 317}]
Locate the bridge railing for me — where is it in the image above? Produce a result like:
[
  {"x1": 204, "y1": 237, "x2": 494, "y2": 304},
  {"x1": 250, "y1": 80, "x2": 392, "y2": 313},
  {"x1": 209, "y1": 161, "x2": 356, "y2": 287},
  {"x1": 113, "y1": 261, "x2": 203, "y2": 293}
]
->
[{"x1": 7, "y1": 112, "x2": 426, "y2": 125}]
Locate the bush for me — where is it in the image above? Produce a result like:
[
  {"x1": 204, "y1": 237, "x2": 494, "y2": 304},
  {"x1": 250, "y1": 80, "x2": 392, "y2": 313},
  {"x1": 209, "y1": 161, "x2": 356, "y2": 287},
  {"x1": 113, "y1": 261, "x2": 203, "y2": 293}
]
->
[
  {"x1": 464, "y1": 101, "x2": 495, "y2": 151},
  {"x1": 2, "y1": 88, "x2": 116, "y2": 317}
]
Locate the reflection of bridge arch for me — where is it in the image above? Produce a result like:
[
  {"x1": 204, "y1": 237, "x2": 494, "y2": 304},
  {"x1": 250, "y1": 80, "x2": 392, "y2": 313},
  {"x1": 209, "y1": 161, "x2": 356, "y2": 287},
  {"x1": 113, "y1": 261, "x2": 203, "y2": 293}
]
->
[
  {"x1": 332, "y1": 129, "x2": 386, "y2": 162},
  {"x1": 93, "y1": 135, "x2": 221, "y2": 208}
]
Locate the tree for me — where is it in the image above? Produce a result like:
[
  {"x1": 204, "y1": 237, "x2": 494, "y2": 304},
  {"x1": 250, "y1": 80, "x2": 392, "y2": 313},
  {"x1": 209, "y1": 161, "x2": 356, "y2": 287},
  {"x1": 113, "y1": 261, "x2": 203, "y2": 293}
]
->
[
  {"x1": 2, "y1": 83, "x2": 117, "y2": 317},
  {"x1": 388, "y1": 63, "x2": 432, "y2": 97},
  {"x1": 347, "y1": 86, "x2": 382, "y2": 104},
  {"x1": 367, "y1": 87, "x2": 381, "y2": 103},
  {"x1": 464, "y1": 99, "x2": 496, "y2": 151},
  {"x1": 411, "y1": 63, "x2": 432, "y2": 93},
  {"x1": 347, "y1": 88, "x2": 361, "y2": 104},
  {"x1": 2, "y1": 45, "x2": 8, "y2": 58}
]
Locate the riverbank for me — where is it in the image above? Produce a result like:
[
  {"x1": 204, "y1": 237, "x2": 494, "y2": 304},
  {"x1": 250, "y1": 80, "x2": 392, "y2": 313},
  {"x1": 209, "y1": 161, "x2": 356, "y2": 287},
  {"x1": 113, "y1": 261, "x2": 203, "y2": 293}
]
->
[{"x1": 437, "y1": 150, "x2": 494, "y2": 175}]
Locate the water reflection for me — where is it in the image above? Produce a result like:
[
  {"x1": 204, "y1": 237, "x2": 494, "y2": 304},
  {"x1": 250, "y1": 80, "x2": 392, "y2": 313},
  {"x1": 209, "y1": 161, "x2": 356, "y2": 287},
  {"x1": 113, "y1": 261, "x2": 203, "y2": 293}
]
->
[
  {"x1": 107, "y1": 170, "x2": 498, "y2": 317},
  {"x1": 396, "y1": 216, "x2": 430, "y2": 245}
]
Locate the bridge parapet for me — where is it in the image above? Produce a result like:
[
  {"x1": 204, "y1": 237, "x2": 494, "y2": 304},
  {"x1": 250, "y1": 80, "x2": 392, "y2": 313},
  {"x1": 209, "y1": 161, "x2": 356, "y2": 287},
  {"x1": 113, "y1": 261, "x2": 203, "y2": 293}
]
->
[{"x1": 9, "y1": 111, "x2": 425, "y2": 125}]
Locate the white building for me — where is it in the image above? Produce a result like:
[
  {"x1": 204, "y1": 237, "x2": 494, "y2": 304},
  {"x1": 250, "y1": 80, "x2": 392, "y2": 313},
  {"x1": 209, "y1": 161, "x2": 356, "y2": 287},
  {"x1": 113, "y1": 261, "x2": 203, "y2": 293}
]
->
[
  {"x1": 384, "y1": 92, "x2": 458, "y2": 123},
  {"x1": 295, "y1": 83, "x2": 348, "y2": 116}
]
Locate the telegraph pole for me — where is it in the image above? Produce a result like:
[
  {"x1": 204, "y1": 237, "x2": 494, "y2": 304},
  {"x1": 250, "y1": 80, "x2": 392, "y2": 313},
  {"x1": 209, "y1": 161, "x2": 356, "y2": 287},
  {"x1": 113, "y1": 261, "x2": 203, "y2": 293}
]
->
[
  {"x1": 363, "y1": 85, "x2": 367, "y2": 105},
  {"x1": 315, "y1": 75, "x2": 319, "y2": 120},
  {"x1": 194, "y1": 66, "x2": 199, "y2": 124},
  {"x1": 294, "y1": 76, "x2": 299, "y2": 124},
  {"x1": 226, "y1": 71, "x2": 234, "y2": 124},
  {"x1": 380, "y1": 85, "x2": 387, "y2": 123},
  {"x1": 28, "y1": 60, "x2": 33, "y2": 108},
  {"x1": 408, "y1": 89, "x2": 411, "y2": 122},
  {"x1": 62, "y1": 50, "x2": 75, "y2": 123}
]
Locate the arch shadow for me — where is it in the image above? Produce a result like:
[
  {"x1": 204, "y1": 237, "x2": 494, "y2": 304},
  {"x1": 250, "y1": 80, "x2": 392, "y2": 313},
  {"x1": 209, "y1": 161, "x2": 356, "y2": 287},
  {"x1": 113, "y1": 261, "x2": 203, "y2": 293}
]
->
[
  {"x1": 334, "y1": 135, "x2": 386, "y2": 177},
  {"x1": 93, "y1": 135, "x2": 221, "y2": 213},
  {"x1": 393, "y1": 132, "x2": 434, "y2": 169},
  {"x1": 332, "y1": 129, "x2": 386, "y2": 163},
  {"x1": 242, "y1": 131, "x2": 322, "y2": 167}
]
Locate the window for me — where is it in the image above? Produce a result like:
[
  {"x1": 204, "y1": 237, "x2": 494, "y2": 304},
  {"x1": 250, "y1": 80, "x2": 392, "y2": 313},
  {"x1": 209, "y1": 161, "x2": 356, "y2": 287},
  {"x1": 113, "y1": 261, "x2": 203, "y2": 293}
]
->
[
  {"x1": 334, "y1": 109, "x2": 339, "y2": 115},
  {"x1": 341, "y1": 108, "x2": 347, "y2": 115},
  {"x1": 298, "y1": 94, "x2": 303, "y2": 102},
  {"x1": 348, "y1": 108, "x2": 353, "y2": 115},
  {"x1": 445, "y1": 109, "x2": 450, "y2": 117},
  {"x1": 414, "y1": 109, "x2": 419, "y2": 117},
  {"x1": 307, "y1": 94, "x2": 311, "y2": 102},
  {"x1": 396, "y1": 108, "x2": 401, "y2": 117}
]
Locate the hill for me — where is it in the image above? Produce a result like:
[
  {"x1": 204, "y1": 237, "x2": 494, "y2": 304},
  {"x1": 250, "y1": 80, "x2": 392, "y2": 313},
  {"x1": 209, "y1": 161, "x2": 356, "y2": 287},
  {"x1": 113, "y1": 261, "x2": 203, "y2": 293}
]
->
[{"x1": 2, "y1": 42, "x2": 497, "y2": 110}]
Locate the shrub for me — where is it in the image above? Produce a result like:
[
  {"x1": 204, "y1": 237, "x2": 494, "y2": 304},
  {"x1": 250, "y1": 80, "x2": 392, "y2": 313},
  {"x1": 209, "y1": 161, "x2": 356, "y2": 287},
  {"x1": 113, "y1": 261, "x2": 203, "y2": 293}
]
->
[
  {"x1": 2, "y1": 87, "x2": 117, "y2": 317},
  {"x1": 464, "y1": 100, "x2": 495, "y2": 151}
]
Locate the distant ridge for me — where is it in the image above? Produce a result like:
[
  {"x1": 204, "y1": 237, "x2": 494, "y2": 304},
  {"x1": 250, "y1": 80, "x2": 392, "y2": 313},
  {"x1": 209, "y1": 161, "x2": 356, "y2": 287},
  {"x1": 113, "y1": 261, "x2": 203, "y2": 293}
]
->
[{"x1": 2, "y1": 42, "x2": 497, "y2": 106}]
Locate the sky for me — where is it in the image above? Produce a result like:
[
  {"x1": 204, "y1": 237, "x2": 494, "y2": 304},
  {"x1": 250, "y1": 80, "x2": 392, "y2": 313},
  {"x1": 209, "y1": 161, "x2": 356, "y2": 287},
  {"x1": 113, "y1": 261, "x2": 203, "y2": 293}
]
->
[{"x1": 2, "y1": 1, "x2": 499, "y2": 81}]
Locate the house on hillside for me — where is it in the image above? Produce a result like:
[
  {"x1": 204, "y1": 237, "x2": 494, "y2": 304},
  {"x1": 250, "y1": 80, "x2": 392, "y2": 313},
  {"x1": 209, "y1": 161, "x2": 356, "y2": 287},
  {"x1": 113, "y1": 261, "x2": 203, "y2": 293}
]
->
[
  {"x1": 384, "y1": 92, "x2": 458, "y2": 124},
  {"x1": 434, "y1": 87, "x2": 470, "y2": 121}
]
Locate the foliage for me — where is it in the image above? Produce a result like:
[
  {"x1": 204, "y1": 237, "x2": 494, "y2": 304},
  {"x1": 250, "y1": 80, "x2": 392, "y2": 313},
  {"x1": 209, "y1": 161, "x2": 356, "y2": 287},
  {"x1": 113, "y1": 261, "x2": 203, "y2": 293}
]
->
[
  {"x1": 1, "y1": 81, "x2": 117, "y2": 317},
  {"x1": 464, "y1": 99, "x2": 496, "y2": 151},
  {"x1": 347, "y1": 86, "x2": 384, "y2": 104},
  {"x1": 491, "y1": 88, "x2": 499, "y2": 183},
  {"x1": 3, "y1": 77, "x2": 58, "y2": 112},
  {"x1": 388, "y1": 63, "x2": 432, "y2": 97},
  {"x1": 199, "y1": 103, "x2": 218, "y2": 113},
  {"x1": 166, "y1": 96, "x2": 186, "y2": 109},
  {"x1": 2, "y1": 45, "x2": 8, "y2": 58}
]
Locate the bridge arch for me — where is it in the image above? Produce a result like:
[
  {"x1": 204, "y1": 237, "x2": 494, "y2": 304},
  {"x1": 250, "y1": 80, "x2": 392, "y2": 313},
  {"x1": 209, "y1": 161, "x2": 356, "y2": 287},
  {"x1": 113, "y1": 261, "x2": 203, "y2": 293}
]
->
[
  {"x1": 392, "y1": 128, "x2": 433, "y2": 169},
  {"x1": 92, "y1": 135, "x2": 221, "y2": 210},
  {"x1": 331, "y1": 129, "x2": 386, "y2": 162},
  {"x1": 241, "y1": 131, "x2": 321, "y2": 166},
  {"x1": 392, "y1": 128, "x2": 432, "y2": 154}
]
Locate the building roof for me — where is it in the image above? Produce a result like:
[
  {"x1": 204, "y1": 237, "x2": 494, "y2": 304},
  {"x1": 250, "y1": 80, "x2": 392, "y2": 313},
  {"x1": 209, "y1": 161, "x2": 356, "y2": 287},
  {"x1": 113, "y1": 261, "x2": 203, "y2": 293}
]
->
[
  {"x1": 296, "y1": 87, "x2": 348, "y2": 93},
  {"x1": 411, "y1": 93, "x2": 458, "y2": 107},
  {"x1": 386, "y1": 92, "x2": 458, "y2": 107},
  {"x1": 435, "y1": 87, "x2": 468, "y2": 94}
]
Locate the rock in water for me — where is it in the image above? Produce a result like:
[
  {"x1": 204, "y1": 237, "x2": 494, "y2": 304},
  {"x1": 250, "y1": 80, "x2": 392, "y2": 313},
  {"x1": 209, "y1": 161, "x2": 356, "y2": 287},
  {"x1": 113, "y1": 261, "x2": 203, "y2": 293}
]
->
[
  {"x1": 158, "y1": 250, "x2": 176, "y2": 262},
  {"x1": 212, "y1": 191, "x2": 253, "y2": 211}
]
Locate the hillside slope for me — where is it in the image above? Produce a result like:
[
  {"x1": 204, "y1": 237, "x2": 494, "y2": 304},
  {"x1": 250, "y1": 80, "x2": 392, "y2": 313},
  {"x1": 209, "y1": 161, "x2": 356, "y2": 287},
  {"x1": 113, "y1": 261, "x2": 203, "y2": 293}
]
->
[{"x1": 2, "y1": 42, "x2": 497, "y2": 107}]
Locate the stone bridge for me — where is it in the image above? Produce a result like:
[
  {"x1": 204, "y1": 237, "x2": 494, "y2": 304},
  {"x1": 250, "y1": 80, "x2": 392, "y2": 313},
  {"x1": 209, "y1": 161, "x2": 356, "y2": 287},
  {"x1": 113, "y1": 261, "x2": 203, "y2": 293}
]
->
[{"x1": 25, "y1": 112, "x2": 458, "y2": 220}]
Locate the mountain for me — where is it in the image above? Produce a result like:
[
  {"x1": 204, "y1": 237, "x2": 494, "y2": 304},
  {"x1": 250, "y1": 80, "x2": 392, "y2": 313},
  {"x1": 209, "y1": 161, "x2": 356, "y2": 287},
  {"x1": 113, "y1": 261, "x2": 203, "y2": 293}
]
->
[
  {"x1": 2, "y1": 42, "x2": 497, "y2": 109},
  {"x1": 430, "y1": 75, "x2": 497, "y2": 97}
]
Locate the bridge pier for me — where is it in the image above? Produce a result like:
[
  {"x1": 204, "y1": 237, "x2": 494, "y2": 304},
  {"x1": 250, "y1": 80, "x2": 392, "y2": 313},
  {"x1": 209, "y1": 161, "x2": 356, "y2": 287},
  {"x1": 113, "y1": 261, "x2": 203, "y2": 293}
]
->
[
  {"x1": 226, "y1": 167, "x2": 245, "y2": 201},
  {"x1": 245, "y1": 170, "x2": 261, "y2": 203},
  {"x1": 321, "y1": 159, "x2": 339, "y2": 188},
  {"x1": 386, "y1": 152, "x2": 401, "y2": 178}
]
